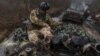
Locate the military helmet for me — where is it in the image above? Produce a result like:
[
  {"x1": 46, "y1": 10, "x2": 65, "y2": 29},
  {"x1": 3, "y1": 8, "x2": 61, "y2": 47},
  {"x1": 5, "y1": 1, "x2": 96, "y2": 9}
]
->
[{"x1": 39, "y1": 1, "x2": 50, "y2": 11}]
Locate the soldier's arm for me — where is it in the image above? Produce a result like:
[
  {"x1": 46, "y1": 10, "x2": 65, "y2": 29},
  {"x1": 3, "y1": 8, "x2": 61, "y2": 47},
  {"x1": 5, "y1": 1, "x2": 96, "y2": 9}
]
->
[
  {"x1": 30, "y1": 10, "x2": 48, "y2": 27},
  {"x1": 46, "y1": 15, "x2": 61, "y2": 29}
]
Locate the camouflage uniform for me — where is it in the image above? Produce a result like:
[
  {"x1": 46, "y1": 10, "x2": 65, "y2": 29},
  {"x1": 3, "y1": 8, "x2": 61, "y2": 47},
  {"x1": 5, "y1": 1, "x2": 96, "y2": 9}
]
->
[
  {"x1": 29, "y1": 9, "x2": 59, "y2": 30},
  {"x1": 28, "y1": 9, "x2": 60, "y2": 55},
  {"x1": 29, "y1": 9, "x2": 59, "y2": 40}
]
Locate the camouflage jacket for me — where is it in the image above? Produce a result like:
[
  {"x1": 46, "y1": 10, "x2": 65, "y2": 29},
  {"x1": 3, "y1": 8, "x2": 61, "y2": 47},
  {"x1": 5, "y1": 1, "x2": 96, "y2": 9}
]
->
[{"x1": 29, "y1": 9, "x2": 59, "y2": 29}]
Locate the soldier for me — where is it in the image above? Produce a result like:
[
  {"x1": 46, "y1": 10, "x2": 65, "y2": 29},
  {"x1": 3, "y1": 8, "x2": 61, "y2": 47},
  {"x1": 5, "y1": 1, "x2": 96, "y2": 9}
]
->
[
  {"x1": 28, "y1": 1, "x2": 61, "y2": 44},
  {"x1": 28, "y1": 2, "x2": 60, "y2": 53},
  {"x1": 29, "y1": 1, "x2": 60, "y2": 30}
]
